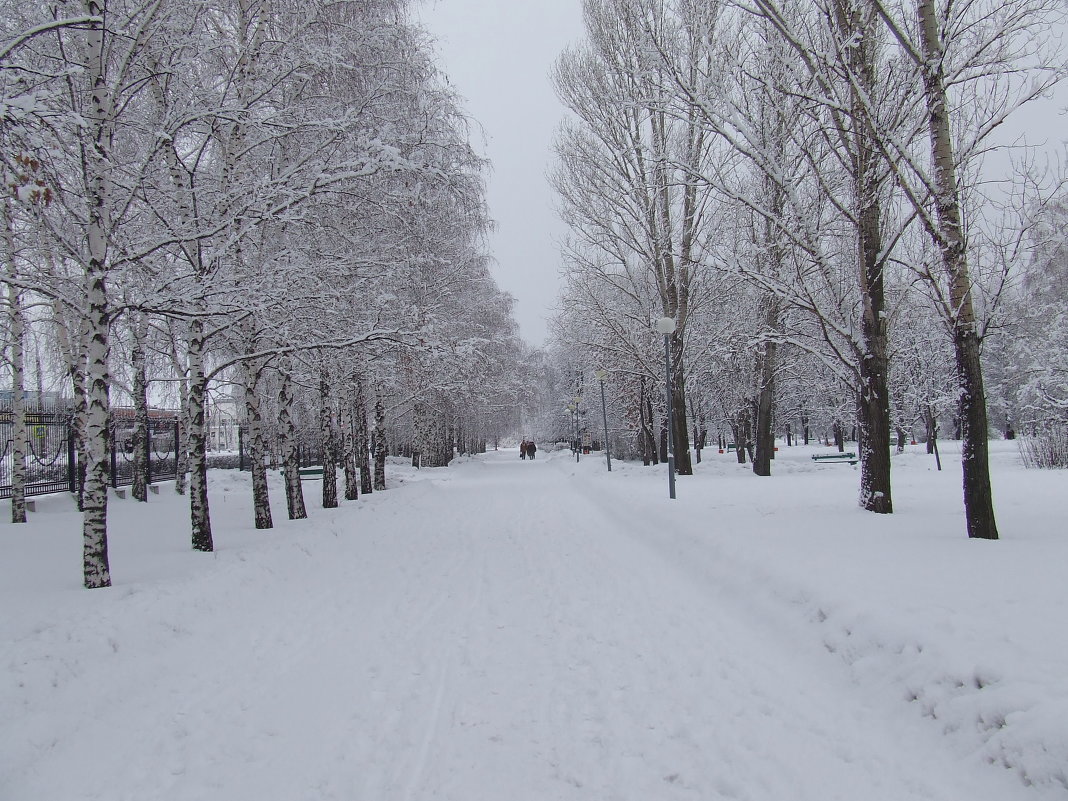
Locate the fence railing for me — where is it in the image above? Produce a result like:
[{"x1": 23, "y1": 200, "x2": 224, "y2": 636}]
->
[
  {"x1": 1, "y1": 412, "x2": 180, "y2": 500},
  {"x1": 235, "y1": 425, "x2": 322, "y2": 471},
  {"x1": 3, "y1": 411, "x2": 326, "y2": 500},
  {"x1": 0, "y1": 412, "x2": 73, "y2": 499},
  {"x1": 108, "y1": 416, "x2": 180, "y2": 489}
]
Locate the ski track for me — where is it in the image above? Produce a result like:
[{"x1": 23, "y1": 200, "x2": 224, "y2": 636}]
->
[{"x1": 3, "y1": 452, "x2": 1051, "y2": 800}]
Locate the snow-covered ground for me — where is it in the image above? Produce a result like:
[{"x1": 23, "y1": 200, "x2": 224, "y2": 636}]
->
[{"x1": 2, "y1": 441, "x2": 1066, "y2": 800}]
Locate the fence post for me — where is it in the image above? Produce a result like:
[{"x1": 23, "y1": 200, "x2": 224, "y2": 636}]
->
[
  {"x1": 110, "y1": 422, "x2": 118, "y2": 489},
  {"x1": 67, "y1": 423, "x2": 76, "y2": 494}
]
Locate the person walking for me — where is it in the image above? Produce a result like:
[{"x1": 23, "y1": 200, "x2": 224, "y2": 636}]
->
[
  {"x1": 526, "y1": 440, "x2": 537, "y2": 460},
  {"x1": 520, "y1": 440, "x2": 528, "y2": 459}
]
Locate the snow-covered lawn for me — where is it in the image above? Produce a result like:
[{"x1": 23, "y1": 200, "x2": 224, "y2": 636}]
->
[{"x1": 2, "y1": 441, "x2": 1065, "y2": 800}]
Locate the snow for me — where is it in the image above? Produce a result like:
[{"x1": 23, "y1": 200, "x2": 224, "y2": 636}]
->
[{"x1": 2, "y1": 441, "x2": 1066, "y2": 800}]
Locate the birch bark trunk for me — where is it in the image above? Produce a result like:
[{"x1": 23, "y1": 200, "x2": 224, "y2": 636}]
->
[
  {"x1": 343, "y1": 396, "x2": 359, "y2": 501},
  {"x1": 277, "y1": 363, "x2": 307, "y2": 519},
  {"x1": 373, "y1": 385, "x2": 387, "y2": 490},
  {"x1": 355, "y1": 373, "x2": 373, "y2": 495},
  {"x1": 81, "y1": 0, "x2": 113, "y2": 588},
  {"x1": 241, "y1": 356, "x2": 273, "y2": 528},
  {"x1": 187, "y1": 320, "x2": 212, "y2": 551},
  {"x1": 319, "y1": 367, "x2": 338, "y2": 508},
  {"x1": 2, "y1": 200, "x2": 27, "y2": 523},
  {"x1": 130, "y1": 312, "x2": 149, "y2": 502}
]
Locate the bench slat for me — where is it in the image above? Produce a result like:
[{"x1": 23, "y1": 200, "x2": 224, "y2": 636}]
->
[{"x1": 811, "y1": 452, "x2": 857, "y2": 465}]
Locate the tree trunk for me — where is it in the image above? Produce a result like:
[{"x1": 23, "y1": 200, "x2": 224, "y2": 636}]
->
[
  {"x1": 669, "y1": 334, "x2": 692, "y2": 474},
  {"x1": 188, "y1": 321, "x2": 213, "y2": 551},
  {"x1": 81, "y1": 261, "x2": 111, "y2": 588},
  {"x1": 81, "y1": 2, "x2": 113, "y2": 588},
  {"x1": 131, "y1": 313, "x2": 149, "y2": 502},
  {"x1": 752, "y1": 349, "x2": 776, "y2": 477},
  {"x1": 753, "y1": 299, "x2": 779, "y2": 477},
  {"x1": 319, "y1": 367, "x2": 339, "y2": 508},
  {"x1": 343, "y1": 396, "x2": 359, "y2": 501},
  {"x1": 3, "y1": 201, "x2": 27, "y2": 523},
  {"x1": 954, "y1": 332, "x2": 997, "y2": 535},
  {"x1": 731, "y1": 406, "x2": 750, "y2": 464},
  {"x1": 638, "y1": 377, "x2": 656, "y2": 465},
  {"x1": 373, "y1": 385, "x2": 386, "y2": 490},
  {"x1": 826, "y1": 0, "x2": 895, "y2": 514},
  {"x1": 693, "y1": 403, "x2": 706, "y2": 464},
  {"x1": 242, "y1": 358, "x2": 272, "y2": 528},
  {"x1": 276, "y1": 364, "x2": 307, "y2": 520},
  {"x1": 355, "y1": 374, "x2": 372, "y2": 495},
  {"x1": 917, "y1": 0, "x2": 997, "y2": 539}
]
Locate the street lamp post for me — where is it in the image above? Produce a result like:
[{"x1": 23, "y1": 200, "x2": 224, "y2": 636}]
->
[
  {"x1": 656, "y1": 316, "x2": 677, "y2": 499},
  {"x1": 594, "y1": 368, "x2": 611, "y2": 472}
]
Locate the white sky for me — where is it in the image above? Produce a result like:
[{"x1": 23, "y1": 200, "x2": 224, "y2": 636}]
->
[{"x1": 417, "y1": 1, "x2": 585, "y2": 347}]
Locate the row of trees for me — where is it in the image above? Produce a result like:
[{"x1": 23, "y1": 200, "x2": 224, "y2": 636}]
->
[
  {"x1": 549, "y1": 0, "x2": 1065, "y2": 538},
  {"x1": 2, "y1": 0, "x2": 525, "y2": 587}
]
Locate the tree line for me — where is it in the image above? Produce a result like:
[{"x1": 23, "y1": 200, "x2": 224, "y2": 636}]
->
[
  {"x1": 547, "y1": 0, "x2": 1066, "y2": 538},
  {"x1": 2, "y1": 0, "x2": 525, "y2": 588}
]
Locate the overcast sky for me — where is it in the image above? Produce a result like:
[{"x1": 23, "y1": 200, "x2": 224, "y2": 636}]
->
[{"x1": 417, "y1": 1, "x2": 585, "y2": 347}]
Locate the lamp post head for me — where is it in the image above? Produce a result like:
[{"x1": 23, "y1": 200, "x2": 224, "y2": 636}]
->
[
  {"x1": 594, "y1": 368, "x2": 607, "y2": 381},
  {"x1": 656, "y1": 316, "x2": 677, "y2": 335}
]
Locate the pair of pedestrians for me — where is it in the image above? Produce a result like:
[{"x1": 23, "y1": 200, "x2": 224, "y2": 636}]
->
[{"x1": 519, "y1": 440, "x2": 538, "y2": 460}]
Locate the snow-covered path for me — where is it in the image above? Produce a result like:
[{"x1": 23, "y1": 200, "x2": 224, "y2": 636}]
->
[{"x1": 3, "y1": 449, "x2": 1060, "y2": 800}]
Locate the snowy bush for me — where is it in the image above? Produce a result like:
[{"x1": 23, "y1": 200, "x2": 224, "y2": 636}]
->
[{"x1": 1018, "y1": 426, "x2": 1068, "y2": 469}]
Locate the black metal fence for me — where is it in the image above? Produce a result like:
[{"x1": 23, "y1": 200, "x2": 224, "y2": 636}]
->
[
  {"x1": 235, "y1": 425, "x2": 322, "y2": 471},
  {"x1": 1, "y1": 412, "x2": 181, "y2": 500},
  {"x1": 2, "y1": 410, "x2": 327, "y2": 500},
  {"x1": 0, "y1": 412, "x2": 73, "y2": 499},
  {"x1": 108, "y1": 416, "x2": 180, "y2": 489}
]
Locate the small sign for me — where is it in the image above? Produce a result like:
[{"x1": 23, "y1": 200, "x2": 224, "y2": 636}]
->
[
  {"x1": 33, "y1": 425, "x2": 46, "y2": 438},
  {"x1": 581, "y1": 430, "x2": 592, "y2": 447}
]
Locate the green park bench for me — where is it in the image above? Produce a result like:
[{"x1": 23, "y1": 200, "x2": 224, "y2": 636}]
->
[
  {"x1": 811, "y1": 452, "x2": 857, "y2": 465},
  {"x1": 298, "y1": 466, "x2": 325, "y2": 481}
]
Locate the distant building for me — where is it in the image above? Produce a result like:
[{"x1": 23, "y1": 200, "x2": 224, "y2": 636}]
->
[{"x1": 0, "y1": 389, "x2": 67, "y2": 411}]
